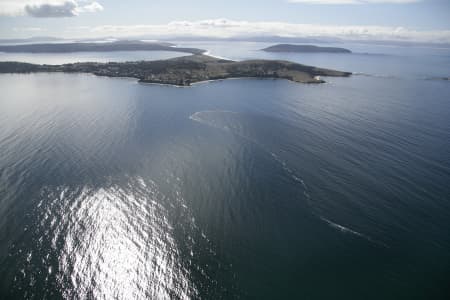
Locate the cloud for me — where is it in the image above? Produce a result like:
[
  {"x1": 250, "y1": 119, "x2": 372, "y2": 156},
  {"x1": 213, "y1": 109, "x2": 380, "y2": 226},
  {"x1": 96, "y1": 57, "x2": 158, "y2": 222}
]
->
[
  {"x1": 25, "y1": 1, "x2": 77, "y2": 17},
  {"x1": 288, "y1": 0, "x2": 420, "y2": 4},
  {"x1": 82, "y1": 19, "x2": 450, "y2": 44},
  {"x1": 0, "y1": 0, "x2": 103, "y2": 17},
  {"x1": 76, "y1": 1, "x2": 102, "y2": 13}
]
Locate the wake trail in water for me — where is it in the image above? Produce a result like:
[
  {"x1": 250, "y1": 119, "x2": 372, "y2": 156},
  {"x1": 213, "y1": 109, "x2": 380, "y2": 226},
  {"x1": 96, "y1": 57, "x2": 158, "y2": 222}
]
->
[
  {"x1": 271, "y1": 149, "x2": 388, "y2": 248},
  {"x1": 189, "y1": 110, "x2": 388, "y2": 248},
  {"x1": 320, "y1": 217, "x2": 389, "y2": 248}
]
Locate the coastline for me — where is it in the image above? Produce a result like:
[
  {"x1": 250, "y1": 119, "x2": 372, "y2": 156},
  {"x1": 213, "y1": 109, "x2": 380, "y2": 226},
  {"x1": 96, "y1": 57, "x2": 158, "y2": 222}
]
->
[{"x1": 0, "y1": 54, "x2": 351, "y2": 86}]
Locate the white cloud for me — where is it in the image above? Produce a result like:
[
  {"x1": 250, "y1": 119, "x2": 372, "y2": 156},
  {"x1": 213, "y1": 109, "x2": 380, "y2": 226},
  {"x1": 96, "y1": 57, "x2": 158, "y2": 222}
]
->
[
  {"x1": 82, "y1": 19, "x2": 450, "y2": 44},
  {"x1": 76, "y1": 1, "x2": 102, "y2": 13},
  {"x1": 288, "y1": 0, "x2": 420, "y2": 4},
  {"x1": 0, "y1": 0, "x2": 103, "y2": 17}
]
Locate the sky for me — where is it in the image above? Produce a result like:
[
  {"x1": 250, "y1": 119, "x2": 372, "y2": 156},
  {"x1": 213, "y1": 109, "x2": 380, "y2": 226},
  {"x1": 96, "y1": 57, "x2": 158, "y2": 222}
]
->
[{"x1": 0, "y1": 0, "x2": 449, "y2": 43}]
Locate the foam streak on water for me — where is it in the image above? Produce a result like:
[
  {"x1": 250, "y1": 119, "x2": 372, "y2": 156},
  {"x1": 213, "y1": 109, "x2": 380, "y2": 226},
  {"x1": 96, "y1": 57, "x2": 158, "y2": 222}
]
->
[
  {"x1": 319, "y1": 217, "x2": 389, "y2": 248},
  {"x1": 189, "y1": 110, "x2": 387, "y2": 248},
  {"x1": 1, "y1": 54, "x2": 450, "y2": 298}
]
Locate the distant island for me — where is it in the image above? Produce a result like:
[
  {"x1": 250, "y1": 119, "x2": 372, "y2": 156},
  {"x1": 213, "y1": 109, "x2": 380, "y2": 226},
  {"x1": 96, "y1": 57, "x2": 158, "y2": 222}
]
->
[
  {"x1": 0, "y1": 54, "x2": 351, "y2": 86},
  {"x1": 262, "y1": 44, "x2": 352, "y2": 53},
  {"x1": 0, "y1": 40, "x2": 206, "y2": 55}
]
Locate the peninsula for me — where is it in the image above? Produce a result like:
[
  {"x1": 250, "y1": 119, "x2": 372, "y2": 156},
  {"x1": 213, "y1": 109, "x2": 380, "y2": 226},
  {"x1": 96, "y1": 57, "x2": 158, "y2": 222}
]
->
[
  {"x1": 262, "y1": 44, "x2": 352, "y2": 53},
  {"x1": 0, "y1": 54, "x2": 351, "y2": 86},
  {"x1": 0, "y1": 40, "x2": 206, "y2": 55}
]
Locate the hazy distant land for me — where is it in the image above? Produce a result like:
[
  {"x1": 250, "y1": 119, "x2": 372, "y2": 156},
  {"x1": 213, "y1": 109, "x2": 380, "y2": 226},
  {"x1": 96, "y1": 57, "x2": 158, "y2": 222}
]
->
[
  {"x1": 262, "y1": 44, "x2": 352, "y2": 53},
  {"x1": 0, "y1": 54, "x2": 351, "y2": 86},
  {"x1": 0, "y1": 41, "x2": 206, "y2": 55}
]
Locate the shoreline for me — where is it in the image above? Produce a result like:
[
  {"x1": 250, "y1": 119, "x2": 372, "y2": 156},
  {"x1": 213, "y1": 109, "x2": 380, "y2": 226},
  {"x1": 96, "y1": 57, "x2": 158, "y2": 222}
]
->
[
  {"x1": 0, "y1": 72, "x2": 333, "y2": 88},
  {"x1": 0, "y1": 54, "x2": 352, "y2": 86}
]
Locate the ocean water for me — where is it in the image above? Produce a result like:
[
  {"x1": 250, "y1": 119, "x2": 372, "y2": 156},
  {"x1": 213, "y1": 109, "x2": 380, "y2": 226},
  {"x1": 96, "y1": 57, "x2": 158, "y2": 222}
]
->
[
  {"x1": 0, "y1": 50, "x2": 187, "y2": 64},
  {"x1": 0, "y1": 43, "x2": 450, "y2": 299}
]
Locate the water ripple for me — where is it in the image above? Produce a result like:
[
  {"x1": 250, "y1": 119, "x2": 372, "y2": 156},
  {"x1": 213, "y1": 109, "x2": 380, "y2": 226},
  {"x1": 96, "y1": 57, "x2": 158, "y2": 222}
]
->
[{"x1": 37, "y1": 178, "x2": 198, "y2": 299}]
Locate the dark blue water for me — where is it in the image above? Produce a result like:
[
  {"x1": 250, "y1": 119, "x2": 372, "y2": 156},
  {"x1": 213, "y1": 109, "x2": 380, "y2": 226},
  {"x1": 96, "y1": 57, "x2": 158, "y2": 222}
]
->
[{"x1": 0, "y1": 44, "x2": 450, "y2": 299}]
